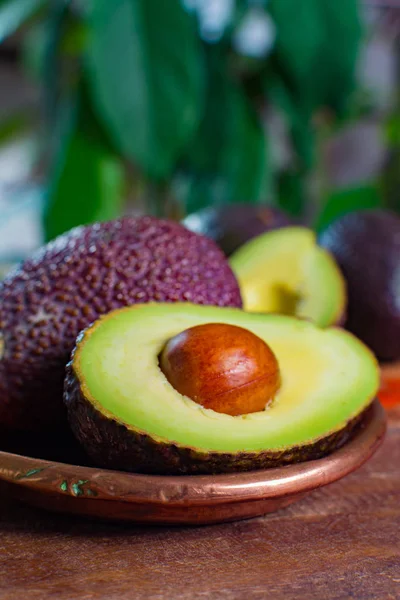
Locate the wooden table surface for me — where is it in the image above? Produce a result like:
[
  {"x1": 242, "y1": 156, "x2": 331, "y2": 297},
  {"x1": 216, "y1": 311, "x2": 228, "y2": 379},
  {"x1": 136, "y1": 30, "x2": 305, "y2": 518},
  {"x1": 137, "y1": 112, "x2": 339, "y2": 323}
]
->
[{"x1": 0, "y1": 405, "x2": 399, "y2": 600}]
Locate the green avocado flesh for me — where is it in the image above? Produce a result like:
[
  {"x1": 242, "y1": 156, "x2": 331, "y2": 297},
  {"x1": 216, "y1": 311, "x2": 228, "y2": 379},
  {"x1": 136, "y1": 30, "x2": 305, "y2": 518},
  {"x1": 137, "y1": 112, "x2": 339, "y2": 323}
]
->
[
  {"x1": 71, "y1": 303, "x2": 378, "y2": 455},
  {"x1": 229, "y1": 227, "x2": 346, "y2": 327}
]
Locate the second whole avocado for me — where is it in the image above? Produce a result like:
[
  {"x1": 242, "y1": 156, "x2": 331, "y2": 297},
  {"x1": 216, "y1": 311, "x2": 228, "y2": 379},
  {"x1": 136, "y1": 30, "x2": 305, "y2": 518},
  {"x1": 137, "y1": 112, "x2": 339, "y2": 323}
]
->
[
  {"x1": 320, "y1": 209, "x2": 400, "y2": 361},
  {"x1": 182, "y1": 204, "x2": 292, "y2": 256}
]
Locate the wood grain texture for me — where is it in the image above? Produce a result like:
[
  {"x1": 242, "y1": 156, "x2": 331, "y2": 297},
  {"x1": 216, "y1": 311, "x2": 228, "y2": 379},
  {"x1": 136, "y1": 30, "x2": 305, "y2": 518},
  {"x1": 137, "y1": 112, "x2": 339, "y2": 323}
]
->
[{"x1": 0, "y1": 408, "x2": 399, "y2": 600}]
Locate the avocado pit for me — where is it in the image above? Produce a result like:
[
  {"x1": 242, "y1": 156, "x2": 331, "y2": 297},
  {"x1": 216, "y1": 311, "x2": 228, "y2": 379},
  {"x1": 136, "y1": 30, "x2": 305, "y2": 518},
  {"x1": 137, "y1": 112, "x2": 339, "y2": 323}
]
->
[{"x1": 159, "y1": 323, "x2": 281, "y2": 416}]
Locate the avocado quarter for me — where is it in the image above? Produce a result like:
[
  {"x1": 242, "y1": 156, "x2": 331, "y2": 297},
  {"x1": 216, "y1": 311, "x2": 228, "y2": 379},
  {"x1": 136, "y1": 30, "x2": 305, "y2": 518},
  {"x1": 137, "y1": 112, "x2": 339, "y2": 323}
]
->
[
  {"x1": 64, "y1": 303, "x2": 379, "y2": 475},
  {"x1": 230, "y1": 227, "x2": 346, "y2": 328}
]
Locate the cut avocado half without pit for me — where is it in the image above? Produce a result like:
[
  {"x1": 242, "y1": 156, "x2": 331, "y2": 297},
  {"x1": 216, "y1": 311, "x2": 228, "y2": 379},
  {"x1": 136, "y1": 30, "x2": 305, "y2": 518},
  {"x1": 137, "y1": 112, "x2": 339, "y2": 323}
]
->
[
  {"x1": 64, "y1": 303, "x2": 379, "y2": 475},
  {"x1": 229, "y1": 227, "x2": 346, "y2": 328}
]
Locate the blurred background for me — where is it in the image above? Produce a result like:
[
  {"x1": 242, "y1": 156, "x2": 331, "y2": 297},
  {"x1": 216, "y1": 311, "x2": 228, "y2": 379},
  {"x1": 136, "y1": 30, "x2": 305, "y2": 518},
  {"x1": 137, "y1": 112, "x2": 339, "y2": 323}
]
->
[{"x1": 0, "y1": 0, "x2": 399, "y2": 273}]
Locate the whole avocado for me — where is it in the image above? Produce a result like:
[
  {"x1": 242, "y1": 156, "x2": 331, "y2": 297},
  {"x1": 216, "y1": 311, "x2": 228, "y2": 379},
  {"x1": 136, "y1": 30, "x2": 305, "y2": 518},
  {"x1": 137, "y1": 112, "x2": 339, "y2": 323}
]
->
[
  {"x1": 0, "y1": 216, "x2": 242, "y2": 432},
  {"x1": 182, "y1": 204, "x2": 292, "y2": 256},
  {"x1": 319, "y1": 209, "x2": 400, "y2": 361}
]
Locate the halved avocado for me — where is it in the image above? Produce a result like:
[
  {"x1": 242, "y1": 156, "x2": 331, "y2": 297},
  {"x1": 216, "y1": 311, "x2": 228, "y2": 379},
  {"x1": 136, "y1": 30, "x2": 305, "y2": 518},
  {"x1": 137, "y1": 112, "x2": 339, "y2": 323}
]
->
[
  {"x1": 229, "y1": 227, "x2": 346, "y2": 327},
  {"x1": 64, "y1": 303, "x2": 378, "y2": 475}
]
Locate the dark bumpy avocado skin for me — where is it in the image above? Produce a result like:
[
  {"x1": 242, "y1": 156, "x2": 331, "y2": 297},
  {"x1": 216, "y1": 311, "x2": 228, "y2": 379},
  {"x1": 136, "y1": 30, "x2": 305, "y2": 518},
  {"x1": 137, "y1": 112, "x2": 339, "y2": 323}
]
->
[
  {"x1": 64, "y1": 362, "x2": 365, "y2": 476},
  {"x1": 182, "y1": 205, "x2": 292, "y2": 256},
  {"x1": 320, "y1": 209, "x2": 400, "y2": 361},
  {"x1": 0, "y1": 217, "x2": 241, "y2": 432}
]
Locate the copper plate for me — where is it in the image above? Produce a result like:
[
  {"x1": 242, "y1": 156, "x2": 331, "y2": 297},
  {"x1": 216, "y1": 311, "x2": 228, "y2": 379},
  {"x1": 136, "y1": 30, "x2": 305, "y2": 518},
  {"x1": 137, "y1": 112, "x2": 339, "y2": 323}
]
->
[{"x1": 0, "y1": 400, "x2": 386, "y2": 525}]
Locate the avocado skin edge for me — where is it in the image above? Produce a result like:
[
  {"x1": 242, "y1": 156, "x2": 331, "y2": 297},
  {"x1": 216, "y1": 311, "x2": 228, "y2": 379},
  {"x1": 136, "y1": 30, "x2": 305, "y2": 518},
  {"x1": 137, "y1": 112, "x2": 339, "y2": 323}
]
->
[{"x1": 64, "y1": 364, "x2": 367, "y2": 476}]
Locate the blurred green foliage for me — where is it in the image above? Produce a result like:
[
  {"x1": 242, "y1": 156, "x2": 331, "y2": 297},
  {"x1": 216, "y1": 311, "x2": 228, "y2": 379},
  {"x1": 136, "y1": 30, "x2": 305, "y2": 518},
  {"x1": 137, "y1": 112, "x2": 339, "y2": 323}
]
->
[
  {"x1": 315, "y1": 184, "x2": 382, "y2": 233},
  {"x1": 0, "y1": 0, "x2": 44, "y2": 43},
  {"x1": 0, "y1": 0, "x2": 365, "y2": 240}
]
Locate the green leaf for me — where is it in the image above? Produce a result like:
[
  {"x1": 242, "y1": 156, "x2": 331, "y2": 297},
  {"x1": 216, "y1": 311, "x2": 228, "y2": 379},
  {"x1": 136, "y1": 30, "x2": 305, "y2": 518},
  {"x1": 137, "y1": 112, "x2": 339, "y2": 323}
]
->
[
  {"x1": 42, "y1": 1, "x2": 75, "y2": 126},
  {"x1": 0, "y1": 112, "x2": 32, "y2": 143},
  {"x1": 85, "y1": 0, "x2": 204, "y2": 179},
  {"x1": 315, "y1": 184, "x2": 382, "y2": 233},
  {"x1": 385, "y1": 114, "x2": 400, "y2": 147},
  {"x1": 34, "y1": 1, "x2": 87, "y2": 159},
  {"x1": 268, "y1": 0, "x2": 362, "y2": 114},
  {"x1": 180, "y1": 48, "x2": 269, "y2": 213},
  {"x1": 21, "y1": 21, "x2": 47, "y2": 82},
  {"x1": 275, "y1": 171, "x2": 307, "y2": 219},
  {"x1": 0, "y1": 0, "x2": 45, "y2": 43},
  {"x1": 381, "y1": 149, "x2": 400, "y2": 214},
  {"x1": 44, "y1": 92, "x2": 125, "y2": 241},
  {"x1": 318, "y1": 1, "x2": 362, "y2": 115},
  {"x1": 380, "y1": 77, "x2": 400, "y2": 212}
]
